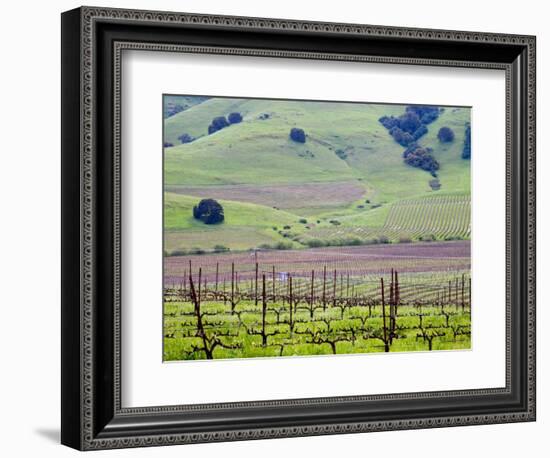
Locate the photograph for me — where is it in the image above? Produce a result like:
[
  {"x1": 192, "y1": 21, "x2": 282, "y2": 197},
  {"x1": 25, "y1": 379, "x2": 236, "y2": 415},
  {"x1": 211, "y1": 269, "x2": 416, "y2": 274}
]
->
[
  {"x1": 162, "y1": 95, "x2": 472, "y2": 361},
  {"x1": 55, "y1": 3, "x2": 537, "y2": 452}
]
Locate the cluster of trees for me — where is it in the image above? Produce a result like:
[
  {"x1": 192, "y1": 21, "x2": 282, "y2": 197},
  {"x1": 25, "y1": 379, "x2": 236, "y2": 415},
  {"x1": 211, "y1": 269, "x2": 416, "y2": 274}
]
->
[
  {"x1": 167, "y1": 245, "x2": 230, "y2": 257},
  {"x1": 379, "y1": 105, "x2": 440, "y2": 147},
  {"x1": 462, "y1": 123, "x2": 471, "y2": 159},
  {"x1": 379, "y1": 105, "x2": 457, "y2": 176},
  {"x1": 193, "y1": 198, "x2": 225, "y2": 224},
  {"x1": 258, "y1": 241, "x2": 294, "y2": 251},
  {"x1": 304, "y1": 236, "x2": 390, "y2": 248},
  {"x1": 289, "y1": 127, "x2": 306, "y2": 143},
  {"x1": 406, "y1": 105, "x2": 441, "y2": 124},
  {"x1": 165, "y1": 104, "x2": 185, "y2": 118},
  {"x1": 403, "y1": 144, "x2": 440, "y2": 176},
  {"x1": 207, "y1": 112, "x2": 243, "y2": 135},
  {"x1": 391, "y1": 124, "x2": 428, "y2": 147}
]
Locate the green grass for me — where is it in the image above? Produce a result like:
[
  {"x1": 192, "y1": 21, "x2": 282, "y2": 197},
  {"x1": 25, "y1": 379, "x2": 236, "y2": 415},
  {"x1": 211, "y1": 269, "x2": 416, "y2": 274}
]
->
[
  {"x1": 164, "y1": 124, "x2": 355, "y2": 186},
  {"x1": 165, "y1": 192, "x2": 298, "y2": 230},
  {"x1": 164, "y1": 192, "x2": 305, "y2": 252},
  {"x1": 164, "y1": 98, "x2": 470, "y2": 192},
  {"x1": 163, "y1": 300, "x2": 471, "y2": 361}
]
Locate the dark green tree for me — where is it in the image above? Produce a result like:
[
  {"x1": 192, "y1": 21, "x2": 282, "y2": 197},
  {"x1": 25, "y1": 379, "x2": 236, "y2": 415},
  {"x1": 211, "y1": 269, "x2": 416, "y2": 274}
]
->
[
  {"x1": 289, "y1": 127, "x2": 306, "y2": 143},
  {"x1": 193, "y1": 199, "x2": 225, "y2": 224},
  {"x1": 462, "y1": 123, "x2": 471, "y2": 159},
  {"x1": 228, "y1": 112, "x2": 243, "y2": 124},
  {"x1": 208, "y1": 116, "x2": 229, "y2": 134},
  {"x1": 437, "y1": 126, "x2": 455, "y2": 143},
  {"x1": 177, "y1": 133, "x2": 194, "y2": 144}
]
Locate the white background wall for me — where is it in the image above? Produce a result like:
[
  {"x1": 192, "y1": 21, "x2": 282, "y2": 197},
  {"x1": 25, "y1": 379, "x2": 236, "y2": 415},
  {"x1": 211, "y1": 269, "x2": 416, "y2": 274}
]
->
[{"x1": 0, "y1": 0, "x2": 546, "y2": 456}]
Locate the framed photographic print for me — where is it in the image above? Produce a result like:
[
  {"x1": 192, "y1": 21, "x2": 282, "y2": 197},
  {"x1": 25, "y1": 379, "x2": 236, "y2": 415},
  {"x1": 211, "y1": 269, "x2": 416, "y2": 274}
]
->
[{"x1": 61, "y1": 6, "x2": 536, "y2": 450}]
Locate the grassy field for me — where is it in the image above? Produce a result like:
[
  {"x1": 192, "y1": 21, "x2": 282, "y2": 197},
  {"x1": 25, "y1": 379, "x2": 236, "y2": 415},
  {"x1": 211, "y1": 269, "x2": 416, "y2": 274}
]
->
[
  {"x1": 163, "y1": 97, "x2": 470, "y2": 253},
  {"x1": 164, "y1": 300, "x2": 471, "y2": 360}
]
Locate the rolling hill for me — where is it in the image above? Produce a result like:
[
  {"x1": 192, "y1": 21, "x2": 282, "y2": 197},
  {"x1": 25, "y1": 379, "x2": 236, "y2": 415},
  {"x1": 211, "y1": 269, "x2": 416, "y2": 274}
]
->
[{"x1": 162, "y1": 96, "x2": 471, "y2": 253}]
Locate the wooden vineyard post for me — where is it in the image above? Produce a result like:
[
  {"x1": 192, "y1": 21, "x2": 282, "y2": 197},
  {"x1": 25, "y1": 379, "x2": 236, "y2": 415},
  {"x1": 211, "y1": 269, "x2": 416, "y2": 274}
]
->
[
  {"x1": 231, "y1": 262, "x2": 235, "y2": 313},
  {"x1": 390, "y1": 269, "x2": 398, "y2": 344},
  {"x1": 272, "y1": 265, "x2": 276, "y2": 301},
  {"x1": 261, "y1": 274, "x2": 267, "y2": 347},
  {"x1": 289, "y1": 275, "x2": 294, "y2": 333},
  {"x1": 189, "y1": 272, "x2": 211, "y2": 359},
  {"x1": 395, "y1": 270, "x2": 400, "y2": 312},
  {"x1": 333, "y1": 269, "x2": 337, "y2": 308},
  {"x1": 389, "y1": 277, "x2": 394, "y2": 344},
  {"x1": 310, "y1": 270, "x2": 315, "y2": 319},
  {"x1": 390, "y1": 268, "x2": 394, "y2": 309},
  {"x1": 455, "y1": 277, "x2": 459, "y2": 310},
  {"x1": 198, "y1": 268, "x2": 202, "y2": 304},
  {"x1": 390, "y1": 269, "x2": 395, "y2": 326},
  {"x1": 381, "y1": 278, "x2": 389, "y2": 352}
]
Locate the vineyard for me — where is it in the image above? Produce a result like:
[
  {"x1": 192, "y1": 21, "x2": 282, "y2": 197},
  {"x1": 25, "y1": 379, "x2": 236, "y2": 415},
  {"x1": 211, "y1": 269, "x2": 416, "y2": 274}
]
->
[
  {"x1": 298, "y1": 194, "x2": 470, "y2": 245},
  {"x1": 163, "y1": 259, "x2": 471, "y2": 361},
  {"x1": 383, "y1": 194, "x2": 470, "y2": 239}
]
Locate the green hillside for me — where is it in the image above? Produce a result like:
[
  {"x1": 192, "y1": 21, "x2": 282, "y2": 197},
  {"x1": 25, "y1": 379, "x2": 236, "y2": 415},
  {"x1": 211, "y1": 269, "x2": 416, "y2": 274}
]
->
[
  {"x1": 163, "y1": 96, "x2": 471, "y2": 253},
  {"x1": 297, "y1": 193, "x2": 470, "y2": 246},
  {"x1": 164, "y1": 122, "x2": 355, "y2": 186},
  {"x1": 164, "y1": 98, "x2": 469, "y2": 196},
  {"x1": 164, "y1": 193, "x2": 306, "y2": 252},
  {"x1": 165, "y1": 193, "x2": 298, "y2": 230}
]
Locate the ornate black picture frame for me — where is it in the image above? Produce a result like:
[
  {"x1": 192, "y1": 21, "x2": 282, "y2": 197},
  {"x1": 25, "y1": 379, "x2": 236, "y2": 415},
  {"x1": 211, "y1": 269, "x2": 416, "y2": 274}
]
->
[{"x1": 61, "y1": 6, "x2": 536, "y2": 450}]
